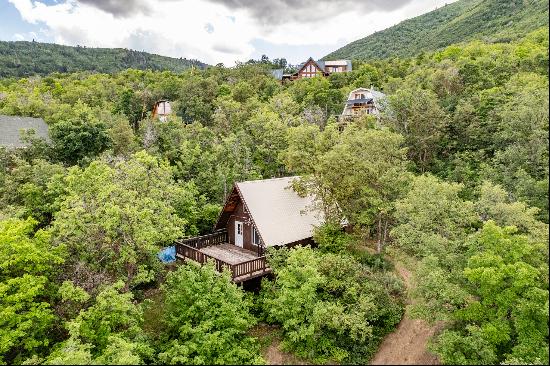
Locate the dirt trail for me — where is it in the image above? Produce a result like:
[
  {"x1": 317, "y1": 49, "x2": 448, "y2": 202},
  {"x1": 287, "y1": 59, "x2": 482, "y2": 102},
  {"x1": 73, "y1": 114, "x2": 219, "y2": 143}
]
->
[
  {"x1": 369, "y1": 264, "x2": 440, "y2": 365},
  {"x1": 250, "y1": 324, "x2": 309, "y2": 365},
  {"x1": 264, "y1": 338, "x2": 309, "y2": 365}
]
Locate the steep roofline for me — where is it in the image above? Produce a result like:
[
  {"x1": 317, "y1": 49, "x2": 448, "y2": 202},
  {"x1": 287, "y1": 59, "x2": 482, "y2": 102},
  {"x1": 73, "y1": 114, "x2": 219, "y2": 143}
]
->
[
  {"x1": 213, "y1": 176, "x2": 302, "y2": 247},
  {"x1": 213, "y1": 184, "x2": 238, "y2": 231},
  {"x1": 234, "y1": 183, "x2": 268, "y2": 248},
  {"x1": 296, "y1": 57, "x2": 325, "y2": 75},
  {"x1": 213, "y1": 182, "x2": 268, "y2": 248}
]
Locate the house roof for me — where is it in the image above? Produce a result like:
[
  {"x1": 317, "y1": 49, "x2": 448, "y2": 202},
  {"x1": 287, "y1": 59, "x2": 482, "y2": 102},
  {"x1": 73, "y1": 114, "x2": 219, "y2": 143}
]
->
[
  {"x1": 296, "y1": 57, "x2": 325, "y2": 73},
  {"x1": 154, "y1": 100, "x2": 172, "y2": 115},
  {"x1": 216, "y1": 176, "x2": 325, "y2": 247},
  {"x1": 324, "y1": 60, "x2": 353, "y2": 71},
  {"x1": 296, "y1": 58, "x2": 352, "y2": 73},
  {"x1": 271, "y1": 68, "x2": 284, "y2": 80},
  {"x1": 237, "y1": 176, "x2": 324, "y2": 247},
  {"x1": 0, "y1": 115, "x2": 50, "y2": 148},
  {"x1": 344, "y1": 88, "x2": 387, "y2": 110}
]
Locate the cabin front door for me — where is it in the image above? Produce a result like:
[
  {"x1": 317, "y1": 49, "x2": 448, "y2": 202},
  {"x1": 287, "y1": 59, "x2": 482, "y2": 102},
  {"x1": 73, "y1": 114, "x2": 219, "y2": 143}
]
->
[{"x1": 235, "y1": 221, "x2": 244, "y2": 247}]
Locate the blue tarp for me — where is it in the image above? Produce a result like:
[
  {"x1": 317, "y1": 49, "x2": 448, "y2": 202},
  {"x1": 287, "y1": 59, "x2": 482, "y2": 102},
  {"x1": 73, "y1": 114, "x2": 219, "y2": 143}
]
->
[{"x1": 158, "y1": 246, "x2": 176, "y2": 263}]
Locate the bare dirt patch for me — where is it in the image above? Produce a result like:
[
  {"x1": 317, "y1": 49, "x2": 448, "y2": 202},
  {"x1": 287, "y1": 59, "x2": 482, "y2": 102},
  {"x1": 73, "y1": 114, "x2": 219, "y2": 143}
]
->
[
  {"x1": 370, "y1": 264, "x2": 441, "y2": 365},
  {"x1": 250, "y1": 323, "x2": 310, "y2": 365}
]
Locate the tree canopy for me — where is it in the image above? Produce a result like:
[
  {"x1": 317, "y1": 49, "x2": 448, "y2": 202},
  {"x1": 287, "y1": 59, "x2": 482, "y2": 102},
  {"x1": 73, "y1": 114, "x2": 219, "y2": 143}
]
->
[{"x1": 0, "y1": 24, "x2": 548, "y2": 366}]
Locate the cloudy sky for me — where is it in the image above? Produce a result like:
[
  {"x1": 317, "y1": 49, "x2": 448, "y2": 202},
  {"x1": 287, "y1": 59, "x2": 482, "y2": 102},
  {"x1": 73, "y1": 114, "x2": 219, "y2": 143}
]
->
[{"x1": 1, "y1": 0, "x2": 455, "y2": 65}]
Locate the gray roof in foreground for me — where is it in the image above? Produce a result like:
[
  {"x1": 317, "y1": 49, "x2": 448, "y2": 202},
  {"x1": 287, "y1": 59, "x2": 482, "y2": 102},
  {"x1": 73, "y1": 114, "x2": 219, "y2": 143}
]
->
[
  {"x1": 236, "y1": 176, "x2": 325, "y2": 247},
  {"x1": 0, "y1": 115, "x2": 50, "y2": 147}
]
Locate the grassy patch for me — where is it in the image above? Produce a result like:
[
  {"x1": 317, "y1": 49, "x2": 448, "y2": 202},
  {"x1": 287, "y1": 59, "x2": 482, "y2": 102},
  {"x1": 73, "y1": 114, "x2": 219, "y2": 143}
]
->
[{"x1": 142, "y1": 288, "x2": 165, "y2": 337}]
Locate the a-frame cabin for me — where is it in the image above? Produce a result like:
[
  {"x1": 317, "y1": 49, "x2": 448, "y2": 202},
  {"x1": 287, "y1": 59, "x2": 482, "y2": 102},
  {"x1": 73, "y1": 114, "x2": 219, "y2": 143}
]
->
[{"x1": 175, "y1": 177, "x2": 325, "y2": 282}]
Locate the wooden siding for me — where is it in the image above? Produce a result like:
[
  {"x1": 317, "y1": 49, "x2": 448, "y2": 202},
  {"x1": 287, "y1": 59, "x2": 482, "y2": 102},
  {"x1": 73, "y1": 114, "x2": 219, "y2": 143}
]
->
[
  {"x1": 227, "y1": 198, "x2": 263, "y2": 254},
  {"x1": 297, "y1": 59, "x2": 323, "y2": 79}
]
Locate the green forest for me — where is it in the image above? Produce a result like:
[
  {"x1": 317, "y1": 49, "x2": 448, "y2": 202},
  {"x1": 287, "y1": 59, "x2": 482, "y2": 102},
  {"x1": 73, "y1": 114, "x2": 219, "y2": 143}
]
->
[
  {"x1": 0, "y1": 22, "x2": 548, "y2": 366},
  {"x1": 325, "y1": 0, "x2": 549, "y2": 60},
  {"x1": 0, "y1": 41, "x2": 207, "y2": 78}
]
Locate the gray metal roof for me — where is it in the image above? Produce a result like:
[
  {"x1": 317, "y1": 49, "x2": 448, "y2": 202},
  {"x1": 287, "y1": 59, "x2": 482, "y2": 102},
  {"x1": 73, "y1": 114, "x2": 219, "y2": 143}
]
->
[
  {"x1": 324, "y1": 59, "x2": 352, "y2": 71},
  {"x1": 236, "y1": 176, "x2": 324, "y2": 247},
  {"x1": 0, "y1": 115, "x2": 50, "y2": 148},
  {"x1": 316, "y1": 60, "x2": 326, "y2": 71},
  {"x1": 270, "y1": 68, "x2": 284, "y2": 80}
]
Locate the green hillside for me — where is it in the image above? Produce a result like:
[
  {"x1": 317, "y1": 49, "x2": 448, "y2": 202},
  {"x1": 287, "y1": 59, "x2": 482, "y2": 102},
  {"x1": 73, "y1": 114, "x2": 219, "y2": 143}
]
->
[
  {"x1": 0, "y1": 41, "x2": 207, "y2": 77},
  {"x1": 325, "y1": 0, "x2": 549, "y2": 60}
]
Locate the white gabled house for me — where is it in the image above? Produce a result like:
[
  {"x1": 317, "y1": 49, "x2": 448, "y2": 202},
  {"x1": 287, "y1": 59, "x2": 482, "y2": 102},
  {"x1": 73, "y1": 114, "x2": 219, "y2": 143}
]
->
[{"x1": 341, "y1": 87, "x2": 386, "y2": 118}]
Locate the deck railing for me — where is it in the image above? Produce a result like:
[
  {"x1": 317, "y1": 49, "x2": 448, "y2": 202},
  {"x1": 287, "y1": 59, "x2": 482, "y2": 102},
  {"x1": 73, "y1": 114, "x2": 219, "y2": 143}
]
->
[
  {"x1": 175, "y1": 241, "x2": 270, "y2": 282},
  {"x1": 175, "y1": 243, "x2": 232, "y2": 273},
  {"x1": 232, "y1": 256, "x2": 268, "y2": 279},
  {"x1": 175, "y1": 229, "x2": 228, "y2": 249}
]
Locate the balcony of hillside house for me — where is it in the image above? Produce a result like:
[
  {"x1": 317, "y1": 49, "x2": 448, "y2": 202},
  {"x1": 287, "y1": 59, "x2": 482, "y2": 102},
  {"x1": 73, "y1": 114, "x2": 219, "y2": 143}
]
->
[{"x1": 175, "y1": 229, "x2": 271, "y2": 283}]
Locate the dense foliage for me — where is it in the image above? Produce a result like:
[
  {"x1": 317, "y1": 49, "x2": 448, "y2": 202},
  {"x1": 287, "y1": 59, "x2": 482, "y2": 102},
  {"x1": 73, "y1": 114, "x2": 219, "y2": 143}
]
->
[
  {"x1": 0, "y1": 218, "x2": 64, "y2": 364},
  {"x1": 261, "y1": 246, "x2": 404, "y2": 364},
  {"x1": 51, "y1": 151, "x2": 187, "y2": 292},
  {"x1": 391, "y1": 174, "x2": 549, "y2": 364},
  {"x1": 44, "y1": 282, "x2": 153, "y2": 365},
  {"x1": 325, "y1": 0, "x2": 549, "y2": 60},
  {"x1": 0, "y1": 41, "x2": 206, "y2": 78},
  {"x1": 433, "y1": 222, "x2": 548, "y2": 365},
  {"x1": 0, "y1": 25, "x2": 548, "y2": 365},
  {"x1": 157, "y1": 263, "x2": 263, "y2": 365}
]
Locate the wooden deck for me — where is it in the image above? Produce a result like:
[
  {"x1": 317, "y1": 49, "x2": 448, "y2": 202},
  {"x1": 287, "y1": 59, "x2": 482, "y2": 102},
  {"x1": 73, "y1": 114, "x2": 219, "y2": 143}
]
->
[
  {"x1": 200, "y1": 244, "x2": 258, "y2": 265},
  {"x1": 175, "y1": 230, "x2": 271, "y2": 283}
]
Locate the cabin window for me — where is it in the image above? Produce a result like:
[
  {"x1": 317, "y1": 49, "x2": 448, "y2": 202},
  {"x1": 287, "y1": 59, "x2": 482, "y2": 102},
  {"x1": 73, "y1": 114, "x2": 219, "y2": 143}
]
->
[{"x1": 252, "y1": 227, "x2": 261, "y2": 246}]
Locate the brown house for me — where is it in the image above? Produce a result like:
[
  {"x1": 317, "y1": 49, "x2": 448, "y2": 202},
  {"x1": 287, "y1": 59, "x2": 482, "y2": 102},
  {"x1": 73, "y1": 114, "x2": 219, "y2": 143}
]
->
[
  {"x1": 175, "y1": 177, "x2": 325, "y2": 282},
  {"x1": 216, "y1": 176, "x2": 324, "y2": 251},
  {"x1": 272, "y1": 57, "x2": 352, "y2": 82}
]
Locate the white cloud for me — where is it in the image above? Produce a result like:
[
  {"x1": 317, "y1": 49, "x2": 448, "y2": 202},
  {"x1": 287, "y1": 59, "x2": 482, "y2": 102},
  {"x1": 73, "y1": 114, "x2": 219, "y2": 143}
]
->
[
  {"x1": 12, "y1": 30, "x2": 40, "y2": 42},
  {"x1": 8, "y1": 0, "x2": 456, "y2": 65},
  {"x1": 9, "y1": 0, "x2": 256, "y2": 64}
]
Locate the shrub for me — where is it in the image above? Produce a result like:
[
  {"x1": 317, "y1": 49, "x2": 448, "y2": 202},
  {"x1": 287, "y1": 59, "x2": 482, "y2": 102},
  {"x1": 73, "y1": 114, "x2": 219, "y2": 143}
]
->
[
  {"x1": 262, "y1": 246, "x2": 404, "y2": 364},
  {"x1": 313, "y1": 222, "x2": 351, "y2": 253},
  {"x1": 157, "y1": 263, "x2": 264, "y2": 365}
]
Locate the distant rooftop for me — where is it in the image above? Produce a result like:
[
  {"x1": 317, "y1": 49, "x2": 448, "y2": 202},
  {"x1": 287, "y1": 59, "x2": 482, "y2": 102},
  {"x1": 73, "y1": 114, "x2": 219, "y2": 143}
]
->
[
  {"x1": 0, "y1": 115, "x2": 50, "y2": 148},
  {"x1": 271, "y1": 68, "x2": 284, "y2": 80},
  {"x1": 297, "y1": 58, "x2": 352, "y2": 72}
]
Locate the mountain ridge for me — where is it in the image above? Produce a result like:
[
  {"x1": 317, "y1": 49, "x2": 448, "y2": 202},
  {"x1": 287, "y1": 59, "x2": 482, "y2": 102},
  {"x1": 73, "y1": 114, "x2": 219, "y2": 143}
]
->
[
  {"x1": 0, "y1": 40, "x2": 208, "y2": 78},
  {"x1": 324, "y1": 0, "x2": 549, "y2": 60}
]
